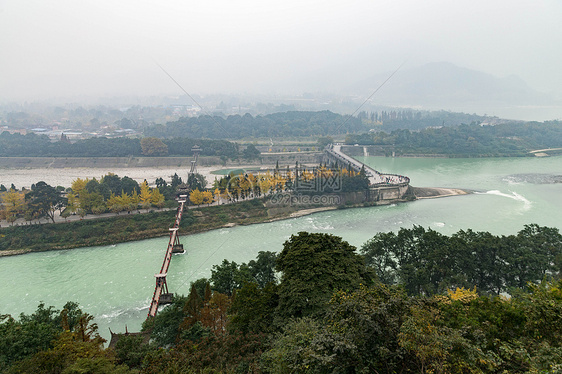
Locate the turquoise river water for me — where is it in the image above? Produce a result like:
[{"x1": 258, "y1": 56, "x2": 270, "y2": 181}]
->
[{"x1": 1, "y1": 155, "x2": 561, "y2": 341}]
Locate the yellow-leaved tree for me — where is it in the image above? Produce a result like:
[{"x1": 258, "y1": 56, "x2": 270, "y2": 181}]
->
[
  {"x1": 139, "y1": 180, "x2": 152, "y2": 208},
  {"x1": 71, "y1": 178, "x2": 90, "y2": 214},
  {"x1": 201, "y1": 190, "x2": 214, "y2": 205},
  {"x1": 151, "y1": 188, "x2": 165, "y2": 208},
  {"x1": 190, "y1": 189, "x2": 203, "y2": 205},
  {"x1": 1, "y1": 189, "x2": 25, "y2": 225},
  {"x1": 106, "y1": 193, "x2": 123, "y2": 214},
  {"x1": 71, "y1": 178, "x2": 89, "y2": 195},
  {"x1": 447, "y1": 286, "x2": 478, "y2": 304},
  {"x1": 130, "y1": 189, "x2": 140, "y2": 211},
  {"x1": 66, "y1": 192, "x2": 78, "y2": 214},
  {"x1": 120, "y1": 190, "x2": 134, "y2": 213}
]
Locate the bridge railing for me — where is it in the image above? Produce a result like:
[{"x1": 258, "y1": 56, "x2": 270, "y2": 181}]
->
[
  {"x1": 374, "y1": 173, "x2": 410, "y2": 185},
  {"x1": 325, "y1": 144, "x2": 410, "y2": 187}
]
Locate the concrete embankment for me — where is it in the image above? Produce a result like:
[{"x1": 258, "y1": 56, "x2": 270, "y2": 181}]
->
[
  {"x1": 0, "y1": 153, "x2": 322, "y2": 169},
  {"x1": 0, "y1": 156, "x2": 221, "y2": 168}
]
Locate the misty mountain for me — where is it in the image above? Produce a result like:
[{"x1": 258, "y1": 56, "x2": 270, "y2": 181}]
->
[{"x1": 350, "y1": 62, "x2": 555, "y2": 111}]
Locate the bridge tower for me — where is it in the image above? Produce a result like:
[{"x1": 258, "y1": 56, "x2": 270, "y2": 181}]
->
[{"x1": 189, "y1": 145, "x2": 201, "y2": 176}]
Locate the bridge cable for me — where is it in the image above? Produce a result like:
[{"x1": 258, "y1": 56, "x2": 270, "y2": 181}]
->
[
  {"x1": 331, "y1": 59, "x2": 408, "y2": 135},
  {"x1": 172, "y1": 235, "x2": 231, "y2": 294},
  {"x1": 153, "y1": 59, "x2": 230, "y2": 136}
]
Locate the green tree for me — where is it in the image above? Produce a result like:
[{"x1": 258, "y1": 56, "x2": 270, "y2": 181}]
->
[
  {"x1": 210, "y1": 259, "x2": 252, "y2": 296},
  {"x1": 452, "y1": 229, "x2": 506, "y2": 295},
  {"x1": 506, "y1": 224, "x2": 562, "y2": 287},
  {"x1": 0, "y1": 303, "x2": 61, "y2": 369},
  {"x1": 85, "y1": 177, "x2": 111, "y2": 200},
  {"x1": 0, "y1": 302, "x2": 104, "y2": 372},
  {"x1": 113, "y1": 334, "x2": 153, "y2": 370},
  {"x1": 248, "y1": 250, "x2": 278, "y2": 288},
  {"x1": 359, "y1": 226, "x2": 562, "y2": 296},
  {"x1": 170, "y1": 173, "x2": 183, "y2": 188},
  {"x1": 120, "y1": 176, "x2": 139, "y2": 196},
  {"x1": 155, "y1": 177, "x2": 166, "y2": 188},
  {"x1": 9, "y1": 316, "x2": 131, "y2": 374},
  {"x1": 242, "y1": 144, "x2": 261, "y2": 160},
  {"x1": 398, "y1": 305, "x2": 481, "y2": 373},
  {"x1": 79, "y1": 190, "x2": 106, "y2": 214},
  {"x1": 228, "y1": 282, "x2": 279, "y2": 334},
  {"x1": 317, "y1": 135, "x2": 334, "y2": 148},
  {"x1": 276, "y1": 232, "x2": 372, "y2": 318},
  {"x1": 260, "y1": 317, "x2": 326, "y2": 373},
  {"x1": 187, "y1": 173, "x2": 207, "y2": 191},
  {"x1": 189, "y1": 278, "x2": 209, "y2": 302},
  {"x1": 25, "y1": 181, "x2": 64, "y2": 222},
  {"x1": 180, "y1": 284, "x2": 203, "y2": 331},
  {"x1": 515, "y1": 279, "x2": 562, "y2": 345},
  {"x1": 140, "y1": 137, "x2": 168, "y2": 156},
  {"x1": 325, "y1": 283, "x2": 415, "y2": 372},
  {"x1": 143, "y1": 295, "x2": 187, "y2": 347}
]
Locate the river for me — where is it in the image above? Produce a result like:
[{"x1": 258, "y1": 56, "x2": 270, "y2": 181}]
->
[{"x1": 1, "y1": 155, "x2": 561, "y2": 341}]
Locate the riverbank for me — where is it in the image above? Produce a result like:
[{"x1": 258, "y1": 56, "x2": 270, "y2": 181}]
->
[
  {"x1": 0, "y1": 202, "x2": 366, "y2": 257},
  {"x1": 0, "y1": 187, "x2": 470, "y2": 257}
]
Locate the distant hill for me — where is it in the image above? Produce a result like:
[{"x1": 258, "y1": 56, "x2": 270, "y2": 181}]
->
[{"x1": 351, "y1": 62, "x2": 554, "y2": 111}]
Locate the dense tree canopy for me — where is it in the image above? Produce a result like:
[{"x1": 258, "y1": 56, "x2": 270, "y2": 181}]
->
[
  {"x1": 0, "y1": 132, "x2": 238, "y2": 158},
  {"x1": 144, "y1": 110, "x2": 366, "y2": 139},
  {"x1": 3, "y1": 226, "x2": 562, "y2": 372},
  {"x1": 361, "y1": 224, "x2": 562, "y2": 296},
  {"x1": 0, "y1": 302, "x2": 117, "y2": 372},
  {"x1": 345, "y1": 121, "x2": 562, "y2": 156},
  {"x1": 276, "y1": 231, "x2": 373, "y2": 318}
]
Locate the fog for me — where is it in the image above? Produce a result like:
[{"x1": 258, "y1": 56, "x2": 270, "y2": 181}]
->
[{"x1": 1, "y1": 0, "x2": 561, "y2": 104}]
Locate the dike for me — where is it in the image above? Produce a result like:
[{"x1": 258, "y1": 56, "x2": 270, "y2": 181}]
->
[{"x1": 0, "y1": 188, "x2": 470, "y2": 257}]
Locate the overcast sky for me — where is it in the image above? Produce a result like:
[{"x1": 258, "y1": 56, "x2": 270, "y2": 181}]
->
[{"x1": 1, "y1": 0, "x2": 561, "y2": 102}]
